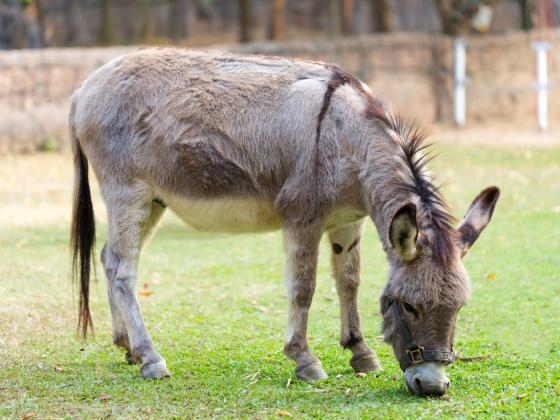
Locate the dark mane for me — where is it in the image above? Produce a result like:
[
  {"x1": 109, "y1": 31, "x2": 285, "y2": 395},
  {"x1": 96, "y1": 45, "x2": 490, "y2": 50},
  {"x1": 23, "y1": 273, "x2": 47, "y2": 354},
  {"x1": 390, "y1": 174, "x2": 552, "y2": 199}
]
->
[{"x1": 388, "y1": 115, "x2": 457, "y2": 266}]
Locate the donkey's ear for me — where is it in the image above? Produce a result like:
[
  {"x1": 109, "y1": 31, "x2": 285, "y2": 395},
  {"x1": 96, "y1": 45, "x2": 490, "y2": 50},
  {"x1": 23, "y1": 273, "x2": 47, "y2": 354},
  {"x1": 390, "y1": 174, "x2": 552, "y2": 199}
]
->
[
  {"x1": 457, "y1": 186, "x2": 500, "y2": 257},
  {"x1": 389, "y1": 203, "x2": 419, "y2": 262}
]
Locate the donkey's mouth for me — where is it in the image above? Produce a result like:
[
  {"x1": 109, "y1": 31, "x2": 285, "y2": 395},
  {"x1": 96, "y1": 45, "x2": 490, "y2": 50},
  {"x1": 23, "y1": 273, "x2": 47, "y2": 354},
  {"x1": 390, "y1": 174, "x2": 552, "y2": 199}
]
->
[{"x1": 404, "y1": 362, "x2": 450, "y2": 397}]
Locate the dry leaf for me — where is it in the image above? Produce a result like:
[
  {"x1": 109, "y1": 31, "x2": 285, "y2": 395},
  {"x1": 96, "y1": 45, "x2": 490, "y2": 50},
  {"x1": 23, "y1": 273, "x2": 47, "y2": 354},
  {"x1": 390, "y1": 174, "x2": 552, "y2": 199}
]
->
[
  {"x1": 138, "y1": 290, "x2": 152, "y2": 297},
  {"x1": 54, "y1": 366, "x2": 64, "y2": 372},
  {"x1": 285, "y1": 377, "x2": 291, "y2": 388},
  {"x1": 485, "y1": 272, "x2": 497, "y2": 280},
  {"x1": 98, "y1": 393, "x2": 111, "y2": 401},
  {"x1": 457, "y1": 354, "x2": 491, "y2": 362},
  {"x1": 516, "y1": 393, "x2": 528, "y2": 400},
  {"x1": 274, "y1": 410, "x2": 293, "y2": 417},
  {"x1": 242, "y1": 372, "x2": 257, "y2": 379},
  {"x1": 21, "y1": 414, "x2": 36, "y2": 420},
  {"x1": 356, "y1": 372, "x2": 366, "y2": 377}
]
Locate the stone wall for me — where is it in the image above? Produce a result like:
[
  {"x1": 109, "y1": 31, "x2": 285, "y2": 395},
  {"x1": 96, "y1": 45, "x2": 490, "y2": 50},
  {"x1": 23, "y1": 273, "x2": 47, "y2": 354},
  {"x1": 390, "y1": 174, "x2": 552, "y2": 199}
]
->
[
  {"x1": 0, "y1": 47, "x2": 134, "y2": 152},
  {"x1": 465, "y1": 32, "x2": 560, "y2": 126},
  {"x1": 1, "y1": 31, "x2": 559, "y2": 153}
]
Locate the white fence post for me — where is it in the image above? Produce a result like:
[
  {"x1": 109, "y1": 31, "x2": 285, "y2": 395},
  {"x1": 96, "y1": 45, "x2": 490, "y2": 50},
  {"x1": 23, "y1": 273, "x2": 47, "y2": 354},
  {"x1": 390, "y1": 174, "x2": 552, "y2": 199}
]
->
[
  {"x1": 454, "y1": 38, "x2": 467, "y2": 127},
  {"x1": 532, "y1": 41, "x2": 550, "y2": 131}
]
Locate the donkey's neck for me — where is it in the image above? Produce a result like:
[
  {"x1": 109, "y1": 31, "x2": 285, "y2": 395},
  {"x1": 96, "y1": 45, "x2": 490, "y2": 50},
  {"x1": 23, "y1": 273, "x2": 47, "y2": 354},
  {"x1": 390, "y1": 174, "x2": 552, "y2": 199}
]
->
[{"x1": 360, "y1": 131, "x2": 419, "y2": 255}]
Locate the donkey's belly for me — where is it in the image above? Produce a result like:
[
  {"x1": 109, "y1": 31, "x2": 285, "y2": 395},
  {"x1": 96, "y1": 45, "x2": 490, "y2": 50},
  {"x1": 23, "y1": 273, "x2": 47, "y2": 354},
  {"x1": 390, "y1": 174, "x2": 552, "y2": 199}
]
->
[{"x1": 161, "y1": 194, "x2": 284, "y2": 233}]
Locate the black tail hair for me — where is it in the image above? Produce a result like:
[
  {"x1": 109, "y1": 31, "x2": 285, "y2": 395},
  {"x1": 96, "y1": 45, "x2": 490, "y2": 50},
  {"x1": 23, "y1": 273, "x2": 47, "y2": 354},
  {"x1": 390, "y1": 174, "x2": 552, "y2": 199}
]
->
[{"x1": 70, "y1": 141, "x2": 95, "y2": 337}]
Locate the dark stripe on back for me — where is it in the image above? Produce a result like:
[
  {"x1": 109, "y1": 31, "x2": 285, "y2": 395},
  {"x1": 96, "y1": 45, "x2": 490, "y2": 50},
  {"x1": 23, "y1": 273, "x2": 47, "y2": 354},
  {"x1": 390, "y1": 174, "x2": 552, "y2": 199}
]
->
[{"x1": 316, "y1": 64, "x2": 389, "y2": 144}]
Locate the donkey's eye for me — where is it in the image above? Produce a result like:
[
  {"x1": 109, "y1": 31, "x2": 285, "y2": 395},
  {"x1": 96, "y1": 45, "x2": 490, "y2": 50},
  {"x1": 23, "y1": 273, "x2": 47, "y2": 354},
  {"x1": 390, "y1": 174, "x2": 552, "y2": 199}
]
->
[{"x1": 402, "y1": 301, "x2": 418, "y2": 317}]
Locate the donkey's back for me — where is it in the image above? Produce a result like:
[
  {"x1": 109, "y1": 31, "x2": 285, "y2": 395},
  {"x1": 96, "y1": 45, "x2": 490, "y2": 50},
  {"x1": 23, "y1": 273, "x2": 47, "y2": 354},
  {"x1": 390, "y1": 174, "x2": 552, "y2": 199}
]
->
[{"x1": 74, "y1": 50, "x2": 333, "y2": 193}]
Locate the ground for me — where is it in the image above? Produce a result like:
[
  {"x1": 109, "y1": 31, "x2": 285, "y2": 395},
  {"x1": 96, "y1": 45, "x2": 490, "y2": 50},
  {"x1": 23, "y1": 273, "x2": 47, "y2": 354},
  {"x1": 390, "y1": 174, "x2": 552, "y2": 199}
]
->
[{"x1": 0, "y1": 138, "x2": 559, "y2": 418}]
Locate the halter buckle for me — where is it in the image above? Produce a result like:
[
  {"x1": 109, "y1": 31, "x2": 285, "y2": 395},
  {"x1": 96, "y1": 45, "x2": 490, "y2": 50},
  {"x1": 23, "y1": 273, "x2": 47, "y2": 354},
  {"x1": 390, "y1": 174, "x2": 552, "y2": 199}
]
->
[{"x1": 406, "y1": 346, "x2": 424, "y2": 364}]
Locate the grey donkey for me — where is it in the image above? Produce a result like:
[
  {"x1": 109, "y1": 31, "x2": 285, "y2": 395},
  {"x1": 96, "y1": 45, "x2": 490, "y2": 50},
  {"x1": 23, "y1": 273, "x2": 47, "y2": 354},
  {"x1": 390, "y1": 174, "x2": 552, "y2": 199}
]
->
[{"x1": 70, "y1": 48, "x2": 500, "y2": 396}]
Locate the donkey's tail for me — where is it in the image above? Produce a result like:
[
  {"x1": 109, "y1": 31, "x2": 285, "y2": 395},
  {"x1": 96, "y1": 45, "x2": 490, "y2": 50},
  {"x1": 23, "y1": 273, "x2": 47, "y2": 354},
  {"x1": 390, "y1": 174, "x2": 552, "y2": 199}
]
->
[{"x1": 70, "y1": 118, "x2": 95, "y2": 338}]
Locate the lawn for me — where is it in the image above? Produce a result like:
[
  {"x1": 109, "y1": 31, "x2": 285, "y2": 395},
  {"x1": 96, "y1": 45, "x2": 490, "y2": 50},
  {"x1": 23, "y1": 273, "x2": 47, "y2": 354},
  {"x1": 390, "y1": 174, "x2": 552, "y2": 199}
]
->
[{"x1": 0, "y1": 143, "x2": 559, "y2": 418}]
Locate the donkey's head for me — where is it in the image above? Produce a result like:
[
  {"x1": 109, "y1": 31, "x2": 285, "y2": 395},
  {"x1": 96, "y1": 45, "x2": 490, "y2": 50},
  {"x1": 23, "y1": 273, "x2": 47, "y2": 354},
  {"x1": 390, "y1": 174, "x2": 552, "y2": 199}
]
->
[{"x1": 380, "y1": 186, "x2": 500, "y2": 396}]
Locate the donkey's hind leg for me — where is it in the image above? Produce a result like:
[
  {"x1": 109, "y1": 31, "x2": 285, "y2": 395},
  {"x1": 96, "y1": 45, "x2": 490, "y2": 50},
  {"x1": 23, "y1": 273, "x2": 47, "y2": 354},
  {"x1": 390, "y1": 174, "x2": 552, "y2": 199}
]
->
[
  {"x1": 328, "y1": 221, "x2": 381, "y2": 373},
  {"x1": 101, "y1": 182, "x2": 170, "y2": 379},
  {"x1": 103, "y1": 199, "x2": 167, "y2": 364}
]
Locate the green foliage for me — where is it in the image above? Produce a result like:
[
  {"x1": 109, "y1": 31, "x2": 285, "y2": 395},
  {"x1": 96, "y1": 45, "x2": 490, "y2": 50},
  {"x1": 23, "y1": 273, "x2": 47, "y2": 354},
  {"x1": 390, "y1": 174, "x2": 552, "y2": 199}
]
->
[
  {"x1": 39, "y1": 136, "x2": 58, "y2": 152},
  {"x1": 0, "y1": 145, "x2": 559, "y2": 417}
]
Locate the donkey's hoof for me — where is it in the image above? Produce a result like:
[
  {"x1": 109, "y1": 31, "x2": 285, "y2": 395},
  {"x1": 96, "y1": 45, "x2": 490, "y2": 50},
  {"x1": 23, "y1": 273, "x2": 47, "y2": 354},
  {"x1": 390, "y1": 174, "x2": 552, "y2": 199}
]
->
[
  {"x1": 141, "y1": 360, "x2": 171, "y2": 379},
  {"x1": 296, "y1": 362, "x2": 328, "y2": 381},
  {"x1": 350, "y1": 353, "x2": 382, "y2": 373}
]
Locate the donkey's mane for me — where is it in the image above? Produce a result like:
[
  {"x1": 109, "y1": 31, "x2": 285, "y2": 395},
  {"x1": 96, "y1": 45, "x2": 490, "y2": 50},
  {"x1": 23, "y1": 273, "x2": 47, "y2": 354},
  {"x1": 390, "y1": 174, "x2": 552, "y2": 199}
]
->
[{"x1": 386, "y1": 115, "x2": 457, "y2": 266}]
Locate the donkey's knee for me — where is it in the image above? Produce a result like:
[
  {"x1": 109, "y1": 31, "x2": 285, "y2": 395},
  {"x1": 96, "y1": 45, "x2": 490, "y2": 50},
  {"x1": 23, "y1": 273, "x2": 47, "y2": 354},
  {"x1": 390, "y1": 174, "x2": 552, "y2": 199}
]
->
[
  {"x1": 102, "y1": 245, "x2": 136, "y2": 296},
  {"x1": 101, "y1": 243, "x2": 121, "y2": 280},
  {"x1": 289, "y1": 280, "x2": 315, "y2": 308}
]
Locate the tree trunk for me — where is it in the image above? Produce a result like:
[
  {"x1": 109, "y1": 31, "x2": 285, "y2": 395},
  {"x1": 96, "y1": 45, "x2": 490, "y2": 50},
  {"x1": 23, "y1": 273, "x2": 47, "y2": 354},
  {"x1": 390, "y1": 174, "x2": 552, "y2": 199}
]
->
[
  {"x1": 433, "y1": 0, "x2": 474, "y2": 36},
  {"x1": 184, "y1": 0, "x2": 197, "y2": 38},
  {"x1": 169, "y1": 0, "x2": 184, "y2": 41},
  {"x1": 34, "y1": 0, "x2": 47, "y2": 47},
  {"x1": 99, "y1": 0, "x2": 112, "y2": 45},
  {"x1": 431, "y1": 38, "x2": 453, "y2": 123},
  {"x1": 434, "y1": 0, "x2": 457, "y2": 35},
  {"x1": 141, "y1": 0, "x2": 154, "y2": 42},
  {"x1": 342, "y1": 0, "x2": 354, "y2": 34},
  {"x1": 267, "y1": 0, "x2": 285, "y2": 40},
  {"x1": 372, "y1": 0, "x2": 394, "y2": 32},
  {"x1": 63, "y1": 0, "x2": 78, "y2": 45},
  {"x1": 520, "y1": 0, "x2": 534, "y2": 31},
  {"x1": 327, "y1": 0, "x2": 342, "y2": 38},
  {"x1": 238, "y1": 0, "x2": 252, "y2": 43}
]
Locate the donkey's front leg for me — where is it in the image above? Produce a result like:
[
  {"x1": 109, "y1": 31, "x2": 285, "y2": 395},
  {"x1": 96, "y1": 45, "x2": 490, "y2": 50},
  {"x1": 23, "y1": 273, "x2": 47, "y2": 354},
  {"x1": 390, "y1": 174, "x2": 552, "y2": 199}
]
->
[
  {"x1": 102, "y1": 184, "x2": 170, "y2": 379},
  {"x1": 328, "y1": 222, "x2": 381, "y2": 373},
  {"x1": 283, "y1": 223, "x2": 327, "y2": 381}
]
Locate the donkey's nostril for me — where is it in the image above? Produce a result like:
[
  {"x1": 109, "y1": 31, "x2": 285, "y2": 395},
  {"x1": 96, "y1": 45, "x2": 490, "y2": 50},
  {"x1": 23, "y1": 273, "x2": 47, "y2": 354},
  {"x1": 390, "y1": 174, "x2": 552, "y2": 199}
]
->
[
  {"x1": 445, "y1": 380, "x2": 450, "y2": 390},
  {"x1": 414, "y1": 377, "x2": 423, "y2": 392}
]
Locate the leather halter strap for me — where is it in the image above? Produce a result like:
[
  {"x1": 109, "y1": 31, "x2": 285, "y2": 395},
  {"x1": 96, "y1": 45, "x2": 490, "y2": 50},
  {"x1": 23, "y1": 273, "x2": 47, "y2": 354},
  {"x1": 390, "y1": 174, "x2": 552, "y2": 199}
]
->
[{"x1": 388, "y1": 298, "x2": 456, "y2": 371}]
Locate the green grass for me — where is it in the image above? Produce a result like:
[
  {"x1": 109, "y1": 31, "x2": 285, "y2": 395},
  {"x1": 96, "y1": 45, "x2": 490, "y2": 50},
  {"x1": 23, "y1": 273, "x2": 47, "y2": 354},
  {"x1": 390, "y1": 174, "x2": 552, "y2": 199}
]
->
[{"x1": 1, "y1": 145, "x2": 559, "y2": 418}]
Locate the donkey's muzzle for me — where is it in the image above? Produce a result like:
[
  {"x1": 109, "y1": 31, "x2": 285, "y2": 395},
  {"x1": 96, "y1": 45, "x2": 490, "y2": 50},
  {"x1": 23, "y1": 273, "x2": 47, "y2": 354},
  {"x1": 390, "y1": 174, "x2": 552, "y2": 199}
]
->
[{"x1": 404, "y1": 362, "x2": 450, "y2": 397}]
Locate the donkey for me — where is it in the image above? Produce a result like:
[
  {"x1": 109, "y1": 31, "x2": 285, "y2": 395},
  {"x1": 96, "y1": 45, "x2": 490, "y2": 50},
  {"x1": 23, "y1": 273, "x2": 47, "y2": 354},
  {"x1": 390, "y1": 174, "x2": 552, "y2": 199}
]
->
[{"x1": 70, "y1": 48, "x2": 499, "y2": 396}]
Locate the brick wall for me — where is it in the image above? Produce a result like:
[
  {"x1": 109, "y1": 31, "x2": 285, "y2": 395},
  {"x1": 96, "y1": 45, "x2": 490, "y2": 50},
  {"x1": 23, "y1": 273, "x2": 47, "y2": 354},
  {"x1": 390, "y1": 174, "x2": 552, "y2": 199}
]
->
[{"x1": 1, "y1": 31, "x2": 559, "y2": 153}]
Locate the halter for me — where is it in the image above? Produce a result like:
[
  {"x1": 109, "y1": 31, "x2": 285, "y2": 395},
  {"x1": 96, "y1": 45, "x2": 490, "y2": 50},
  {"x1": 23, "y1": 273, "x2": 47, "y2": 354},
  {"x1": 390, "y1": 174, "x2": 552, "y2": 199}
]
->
[{"x1": 388, "y1": 298, "x2": 456, "y2": 371}]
